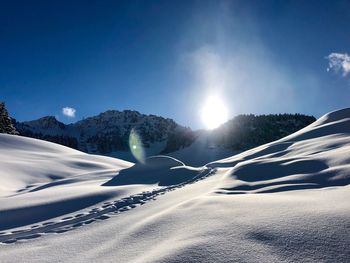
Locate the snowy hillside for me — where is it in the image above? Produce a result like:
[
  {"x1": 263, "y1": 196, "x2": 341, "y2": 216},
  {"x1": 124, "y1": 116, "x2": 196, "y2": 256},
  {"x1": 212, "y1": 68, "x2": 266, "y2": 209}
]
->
[
  {"x1": 0, "y1": 108, "x2": 349, "y2": 262},
  {"x1": 208, "y1": 108, "x2": 350, "y2": 193}
]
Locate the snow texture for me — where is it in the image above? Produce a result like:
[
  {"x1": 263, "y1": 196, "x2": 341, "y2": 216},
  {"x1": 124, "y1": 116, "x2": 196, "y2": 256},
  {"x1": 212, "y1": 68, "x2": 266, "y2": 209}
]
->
[{"x1": 0, "y1": 108, "x2": 350, "y2": 262}]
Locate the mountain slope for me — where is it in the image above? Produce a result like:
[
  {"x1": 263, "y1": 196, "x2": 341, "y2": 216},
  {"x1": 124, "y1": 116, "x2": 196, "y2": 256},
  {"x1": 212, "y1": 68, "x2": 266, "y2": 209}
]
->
[
  {"x1": 210, "y1": 113, "x2": 316, "y2": 150},
  {"x1": 16, "y1": 110, "x2": 196, "y2": 161}
]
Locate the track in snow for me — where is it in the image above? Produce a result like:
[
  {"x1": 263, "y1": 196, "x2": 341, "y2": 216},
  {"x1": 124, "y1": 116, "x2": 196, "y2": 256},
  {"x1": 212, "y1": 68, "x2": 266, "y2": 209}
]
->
[{"x1": 0, "y1": 168, "x2": 215, "y2": 244}]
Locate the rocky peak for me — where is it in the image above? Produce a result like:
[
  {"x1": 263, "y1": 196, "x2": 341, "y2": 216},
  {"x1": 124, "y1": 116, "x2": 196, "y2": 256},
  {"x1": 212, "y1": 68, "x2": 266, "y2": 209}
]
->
[{"x1": 22, "y1": 116, "x2": 66, "y2": 130}]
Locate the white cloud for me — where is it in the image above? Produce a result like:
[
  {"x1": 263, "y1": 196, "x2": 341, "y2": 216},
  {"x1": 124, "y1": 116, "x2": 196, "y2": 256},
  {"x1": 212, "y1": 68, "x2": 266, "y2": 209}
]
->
[
  {"x1": 62, "y1": 107, "x2": 76, "y2": 118},
  {"x1": 326, "y1": 53, "x2": 350, "y2": 76}
]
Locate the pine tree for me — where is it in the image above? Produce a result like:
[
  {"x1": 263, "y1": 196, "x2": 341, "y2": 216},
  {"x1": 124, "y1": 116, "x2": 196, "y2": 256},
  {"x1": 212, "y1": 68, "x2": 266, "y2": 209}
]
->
[{"x1": 0, "y1": 102, "x2": 18, "y2": 135}]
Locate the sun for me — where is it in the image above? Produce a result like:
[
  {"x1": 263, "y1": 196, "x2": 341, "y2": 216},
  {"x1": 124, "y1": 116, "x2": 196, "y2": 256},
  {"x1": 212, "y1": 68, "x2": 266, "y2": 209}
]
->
[{"x1": 200, "y1": 95, "x2": 228, "y2": 129}]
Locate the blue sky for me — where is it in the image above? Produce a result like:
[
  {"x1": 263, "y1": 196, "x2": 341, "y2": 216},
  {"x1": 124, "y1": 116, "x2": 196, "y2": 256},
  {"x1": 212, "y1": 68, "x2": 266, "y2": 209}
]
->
[{"x1": 1, "y1": 0, "x2": 350, "y2": 128}]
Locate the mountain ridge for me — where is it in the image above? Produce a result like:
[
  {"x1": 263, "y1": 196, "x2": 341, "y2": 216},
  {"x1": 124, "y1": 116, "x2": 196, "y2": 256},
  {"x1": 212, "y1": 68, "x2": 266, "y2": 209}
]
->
[
  {"x1": 13, "y1": 109, "x2": 315, "y2": 164},
  {"x1": 15, "y1": 110, "x2": 196, "y2": 161}
]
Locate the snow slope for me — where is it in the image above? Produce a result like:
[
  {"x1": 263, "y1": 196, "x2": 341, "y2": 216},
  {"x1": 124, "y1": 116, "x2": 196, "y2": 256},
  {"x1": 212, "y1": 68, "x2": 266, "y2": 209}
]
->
[
  {"x1": 208, "y1": 108, "x2": 350, "y2": 193},
  {"x1": 168, "y1": 132, "x2": 237, "y2": 166},
  {"x1": 0, "y1": 134, "x2": 131, "y2": 195},
  {"x1": 0, "y1": 135, "x2": 206, "y2": 235},
  {"x1": 0, "y1": 134, "x2": 138, "y2": 230},
  {"x1": 1, "y1": 108, "x2": 350, "y2": 262}
]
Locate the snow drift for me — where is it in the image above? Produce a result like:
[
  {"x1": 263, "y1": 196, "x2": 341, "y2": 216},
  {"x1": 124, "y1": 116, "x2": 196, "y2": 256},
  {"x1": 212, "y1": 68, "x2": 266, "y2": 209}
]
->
[
  {"x1": 103, "y1": 156, "x2": 204, "y2": 186},
  {"x1": 209, "y1": 108, "x2": 350, "y2": 194}
]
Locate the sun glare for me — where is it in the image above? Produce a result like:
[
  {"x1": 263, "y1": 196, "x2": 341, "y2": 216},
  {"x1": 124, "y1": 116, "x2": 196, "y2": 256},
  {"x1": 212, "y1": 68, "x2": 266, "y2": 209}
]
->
[{"x1": 201, "y1": 95, "x2": 228, "y2": 129}]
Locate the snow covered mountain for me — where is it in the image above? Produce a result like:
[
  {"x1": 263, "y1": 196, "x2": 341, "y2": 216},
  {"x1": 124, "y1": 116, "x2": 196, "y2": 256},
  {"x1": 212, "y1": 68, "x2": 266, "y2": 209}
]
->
[
  {"x1": 15, "y1": 110, "x2": 315, "y2": 165},
  {"x1": 16, "y1": 110, "x2": 196, "y2": 161},
  {"x1": 0, "y1": 108, "x2": 349, "y2": 262}
]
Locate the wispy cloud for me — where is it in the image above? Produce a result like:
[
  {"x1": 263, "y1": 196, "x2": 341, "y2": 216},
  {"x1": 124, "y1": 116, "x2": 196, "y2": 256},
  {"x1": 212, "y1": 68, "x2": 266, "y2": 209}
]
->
[
  {"x1": 326, "y1": 53, "x2": 350, "y2": 76},
  {"x1": 182, "y1": 43, "x2": 301, "y2": 117},
  {"x1": 62, "y1": 107, "x2": 76, "y2": 118}
]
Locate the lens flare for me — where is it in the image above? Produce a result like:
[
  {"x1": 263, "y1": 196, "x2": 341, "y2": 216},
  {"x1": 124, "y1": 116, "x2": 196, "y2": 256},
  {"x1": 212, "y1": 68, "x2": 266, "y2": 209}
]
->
[{"x1": 129, "y1": 129, "x2": 145, "y2": 163}]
